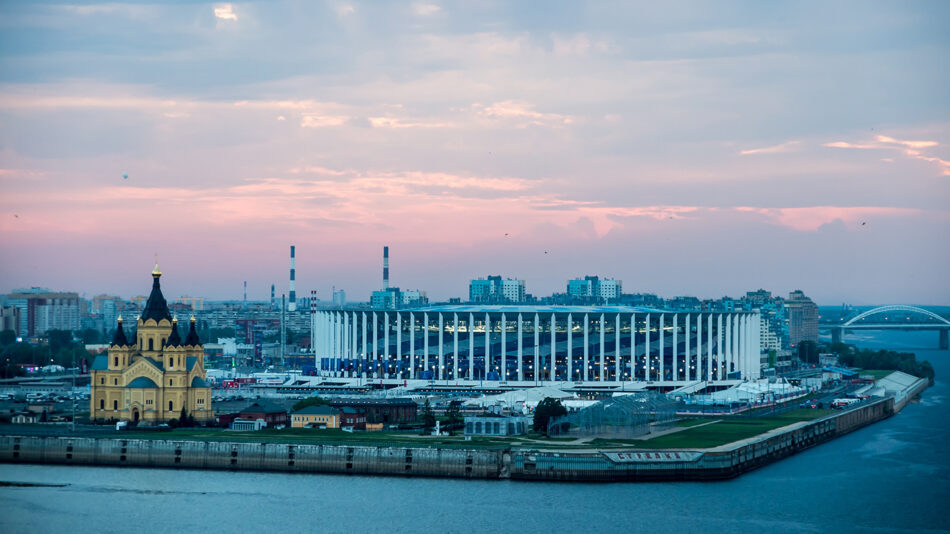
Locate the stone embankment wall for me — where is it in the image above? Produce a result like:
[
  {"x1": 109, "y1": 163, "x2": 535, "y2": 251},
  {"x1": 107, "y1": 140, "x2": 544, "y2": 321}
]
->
[{"x1": 0, "y1": 436, "x2": 503, "y2": 479}]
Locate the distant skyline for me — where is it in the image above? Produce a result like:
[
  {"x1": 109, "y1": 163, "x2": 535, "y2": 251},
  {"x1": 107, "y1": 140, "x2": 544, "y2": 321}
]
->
[{"x1": 1, "y1": 1, "x2": 948, "y2": 305}]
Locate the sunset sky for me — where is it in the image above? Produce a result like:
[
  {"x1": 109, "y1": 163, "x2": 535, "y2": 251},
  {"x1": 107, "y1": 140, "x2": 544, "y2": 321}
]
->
[{"x1": 1, "y1": 1, "x2": 948, "y2": 304}]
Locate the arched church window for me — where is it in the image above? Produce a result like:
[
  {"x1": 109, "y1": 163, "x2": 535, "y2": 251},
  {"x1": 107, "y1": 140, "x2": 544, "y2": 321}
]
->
[
  {"x1": 114, "y1": 357, "x2": 118, "y2": 366},
  {"x1": 100, "y1": 399, "x2": 104, "y2": 409},
  {"x1": 169, "y1": 400, "x2": 174, "y2": 411},
  {"x1": 148, "y1": 339, "x2": 154, "y2": 351},
  {"x1": 113, "y1": 400, "x2": 118, "y2": 410}
]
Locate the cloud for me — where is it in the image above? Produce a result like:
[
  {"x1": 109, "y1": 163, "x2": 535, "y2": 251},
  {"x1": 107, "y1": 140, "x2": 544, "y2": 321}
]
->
[
  {"x1": 335, "y1": 4, "x2": 355, "y2": 17},
  {"x1": 740, "y1": 140, "x2": 801, "y2": 155},
  {"x1": 213, "y1": 4, "x2": 238, "y2": 21},
  {"x1": 824, "y1": 134, "x2": 948, "y2": 175},
  {"x1": 300, "y1": 114, "x2": 349, "y2": 128},
  {"x1": 478, "y1": 101, "x2": 572, "y2": 127},
  {"x1": 412, "y1": 3, "x2": 441, "y2": 16}
]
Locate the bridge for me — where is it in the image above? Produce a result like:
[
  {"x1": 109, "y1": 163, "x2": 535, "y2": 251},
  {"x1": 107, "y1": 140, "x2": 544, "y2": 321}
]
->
[{"x1": 830, "y1": 305, "x2": 950, "y2": 349}]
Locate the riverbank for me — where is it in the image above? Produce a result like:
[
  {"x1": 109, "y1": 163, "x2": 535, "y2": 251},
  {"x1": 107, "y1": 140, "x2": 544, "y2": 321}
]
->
[{"x1": 0, "y1": 393, "x2": 914, "y2": 482}]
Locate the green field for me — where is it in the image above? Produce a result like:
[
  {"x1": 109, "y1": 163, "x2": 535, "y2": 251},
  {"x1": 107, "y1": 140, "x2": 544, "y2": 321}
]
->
[{"x1": 631, "y1": 409, "x2": 833, "y2": 449}]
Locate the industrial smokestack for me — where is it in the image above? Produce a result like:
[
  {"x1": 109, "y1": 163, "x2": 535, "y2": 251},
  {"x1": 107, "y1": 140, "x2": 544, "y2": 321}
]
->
[
  {"x1": 270, "y1": 284, "x2": 275, "y2": 308},
  {"x1": 383, "y1": 246, "x2": 389, "y2": 290},
  {"x1": 288, "y1": 245, "x2": 297, "y2": 312},
  {"x1": 243, "y1": 281, "x2": 247, "y2": 309}
]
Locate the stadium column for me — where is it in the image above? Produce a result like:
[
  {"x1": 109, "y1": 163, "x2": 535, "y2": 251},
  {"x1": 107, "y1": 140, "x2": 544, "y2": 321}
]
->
[
  {"x1": 453, "y1": 313, "x2": 459, "y2": 380},
  {"x1": 707, "y1": 314, "x2": 713, "y2": 380},
  {"x1": 583, "y1": 313, "x2": 589, "y2": 382},
  {"x1": 501, "y1": 313, "x2": 507, "y2": 382},
  {"x1": 550, "y1": 313, "x2": 556, "y2": 381},
  {"x1": 659, "y1": 314, "x2": 665, "y2": 383},
  {"x1": 717, "y1": 314, "x2": 724, "y2": 379},
  {"x1": 672, "y1": 313, "x2": 679, "y2": 382},
  {"x1": 567, "y1": 313, "x2": 573, "y2": 381},
  {"x1": 423, "y1": 313, "x2": 429, "y2": 379},
  {"x1": 410, "y1": 312, "x2": 416, "y2": 379},
  {"x1": 735, "y1": 313, "x2": 741, "y2": 377},
  {"x1": 599, "y1": 313, "x2": 606, "y2": 382},
  {"x1": 534, "y1": 313, "x2": 540, "y2": 383},
  {"x1": 468, "y1": 313, "x2": 474, "y2": 380},
  {"x1": 615, "y1": 314, "x2": 621, "y2": 382},
  {"x1": 372, "y1": 312, "x2": 378, "y2": 378},
  {"x1": 352, "y1": 311, "x2": 358, "y2": 376},
  {"x1": 343, "y1": 311, "x2": 349, "y2": 375},
  {"x1": 517, "y1": 313, "x2": 523, "y2": 381},
  {"x1": 695, "y1": 313, "x2": 702, "y2": 381},
  {"x1": 747, "y1": 314, "x2": 754, "y2": 380},
  {"x1": 438, "y1": 312, "x2": 444, "y2": 381},
  {"x1": 396, "y1": 312, "x2": 402, "y2": 379},
  {"x1": 630, "y1": 313, "x2": 636, "y2": 381},
  {"x1": 384, "y1": 312, "x2": 390, "y2": 378},
  {"x1": 485, "y1": 313, "x2": 491, "y2": 380},
  {"x1": 361, "y1": 312, "x2": 367, "y2": 379},
  {"x1": 644, "y1": 314, "x2": 651, "y2": 381},
  {"x1": 685, "y1": 314, "x2": 691, "y2": 382}
]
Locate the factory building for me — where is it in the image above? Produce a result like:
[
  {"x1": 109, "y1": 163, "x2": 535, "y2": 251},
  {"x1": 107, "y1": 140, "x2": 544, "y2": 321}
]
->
[{"x1": 312, "y1": 305, "x2": 760, "y2": 385}]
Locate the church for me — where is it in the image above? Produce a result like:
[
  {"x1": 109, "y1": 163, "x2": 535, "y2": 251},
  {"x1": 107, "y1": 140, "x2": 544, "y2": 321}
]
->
[{"x1": 89, "y1": 263, "x2": 214, "y2": 424}]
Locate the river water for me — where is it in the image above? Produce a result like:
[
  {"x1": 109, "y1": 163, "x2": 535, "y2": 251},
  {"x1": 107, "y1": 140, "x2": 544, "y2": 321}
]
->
[{"x1": 1, "y1": 331, "x2": 948, "y2": 534}]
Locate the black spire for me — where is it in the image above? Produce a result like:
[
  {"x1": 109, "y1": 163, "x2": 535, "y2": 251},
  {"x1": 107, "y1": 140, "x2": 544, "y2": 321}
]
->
[
  {"x1": 142, "y1": 264, "x2": 172, "y2": 322},
  {"x1": 184, "y1": 316, "x2": 201, "y2": 346},
  {"x1": 111, "y1": 316, "x2": 129, "y2": 347},
  {"x1": 166, "y1": 318, "x2": 182, "y2": 347}
]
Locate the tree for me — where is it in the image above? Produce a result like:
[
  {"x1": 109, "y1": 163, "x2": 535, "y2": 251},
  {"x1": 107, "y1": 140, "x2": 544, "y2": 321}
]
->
[
  {"x1": 422, "y1": 398, "x2": 436, "y2": 432},
  {"x1": 0, "y1": 329, "x2": 16, "y2": 347},
  {"x1": 797, "y1": 340, "x2": 819, "y2": 365},
  {"x1": 79, "y1": 328, "x2": 102, "y2": 344},
  {"x1": 45, "y1": 330, "x2": 74, "y2": 354},
  {"x1": 533, "y1": 397, "x2": 567, "y2": 435},
  {"x1": 445, "y1": 400, "x2": 463, "y2": 426},
  {"x1": 292, "y1": 396, "x2": 327, "y2": 412},
  {"x1": 767, "y1": 349, "x2": 777, "y2": 368}
]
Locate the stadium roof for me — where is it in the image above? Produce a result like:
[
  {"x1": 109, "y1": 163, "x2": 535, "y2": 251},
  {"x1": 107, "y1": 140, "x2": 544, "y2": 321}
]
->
[{"x1": 412, "y1": 304, "x2": 676, "y2": 314}]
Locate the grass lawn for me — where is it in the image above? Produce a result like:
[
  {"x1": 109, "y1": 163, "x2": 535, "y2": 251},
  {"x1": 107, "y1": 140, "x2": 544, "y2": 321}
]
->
[{"x1": 587, "y1": 410, "x2": 833, "y2": 450}]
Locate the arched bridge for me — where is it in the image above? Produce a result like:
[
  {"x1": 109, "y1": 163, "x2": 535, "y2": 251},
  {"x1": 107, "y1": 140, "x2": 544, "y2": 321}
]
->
[{"x1": 831, "y1": 305, "x2": 950, "y2": 349}]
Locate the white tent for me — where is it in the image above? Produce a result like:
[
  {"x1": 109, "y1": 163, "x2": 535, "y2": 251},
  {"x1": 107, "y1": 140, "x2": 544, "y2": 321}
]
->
[{"x1": 464, "y1": 386, "x2": 575, "y2": 410}]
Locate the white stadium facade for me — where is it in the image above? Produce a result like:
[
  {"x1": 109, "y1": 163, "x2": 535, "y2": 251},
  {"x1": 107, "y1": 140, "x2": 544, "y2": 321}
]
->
[{"x1": 311, "y1": 305, "x2": 761, "y2": 386}]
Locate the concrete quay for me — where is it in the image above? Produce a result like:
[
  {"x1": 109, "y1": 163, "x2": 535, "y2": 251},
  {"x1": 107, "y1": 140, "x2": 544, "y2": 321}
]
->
[{"x1": 0, "y1": 394, "x2": 913, "y2": 482}]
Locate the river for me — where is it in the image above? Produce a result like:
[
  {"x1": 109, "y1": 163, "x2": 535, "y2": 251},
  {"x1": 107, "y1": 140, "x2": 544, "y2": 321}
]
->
[{"x1": 1, "y1": 330, "x2": 948, "y2": 534}]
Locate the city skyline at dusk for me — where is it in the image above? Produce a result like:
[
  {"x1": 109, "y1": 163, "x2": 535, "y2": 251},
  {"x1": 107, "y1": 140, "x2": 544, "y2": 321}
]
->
[{"x1": 1, "y1": 1, "x2": 948, "y2": 304}]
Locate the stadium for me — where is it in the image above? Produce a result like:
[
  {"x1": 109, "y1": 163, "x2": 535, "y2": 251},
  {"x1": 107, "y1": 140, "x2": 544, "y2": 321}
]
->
[{"x1": 311, "y1": 305, "x2": 761, "y2": 386}]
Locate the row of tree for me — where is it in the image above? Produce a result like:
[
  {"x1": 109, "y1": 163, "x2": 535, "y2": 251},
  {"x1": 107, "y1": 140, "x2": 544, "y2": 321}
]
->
[
  {"x1": 0, "y1": 329, "x2": 91, "y2": 378},
  {"x1": 828, "y1": 343, "x2": 935, "y2": 383}
]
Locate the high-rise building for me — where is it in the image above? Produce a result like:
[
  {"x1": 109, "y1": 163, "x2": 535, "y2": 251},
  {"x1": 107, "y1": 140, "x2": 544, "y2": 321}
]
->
[
  {"x1": 6, "y1": 288, "x2": 81, "y2": 337},
  {"x1": 786, "y1": 290, "x2": 819, "y2": 347},
  {"x1": 1, "y1": 306, "x2": 21, "y2": 334},
  {"x1": 469, "y1": 276, "x2": 525, "y2": 303},
  {"x1": 566, "y1": 276, "x2": 622, "y2": 302}
]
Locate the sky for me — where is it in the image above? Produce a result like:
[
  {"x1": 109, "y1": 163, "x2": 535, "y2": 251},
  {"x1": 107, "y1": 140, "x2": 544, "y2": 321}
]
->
[{"x1": 0, "y1": 1, "x2": 948, "y2": 305}]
